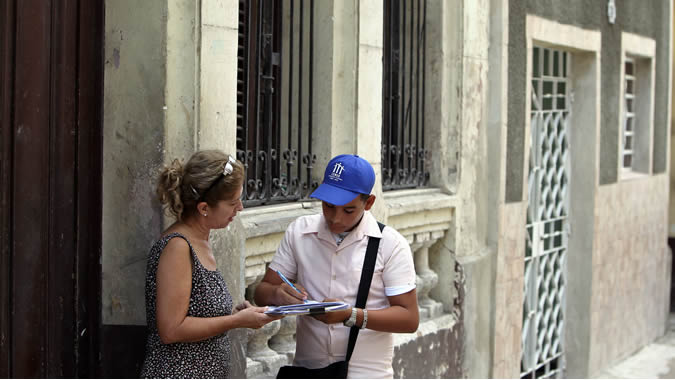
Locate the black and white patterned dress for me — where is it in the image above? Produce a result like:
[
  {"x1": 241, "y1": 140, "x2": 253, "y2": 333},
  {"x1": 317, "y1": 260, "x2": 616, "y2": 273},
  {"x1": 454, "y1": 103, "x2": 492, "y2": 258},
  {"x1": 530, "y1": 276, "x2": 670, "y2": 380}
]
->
[{"x1": 141, "y1": 232, "x2": 233, "y2": 378}]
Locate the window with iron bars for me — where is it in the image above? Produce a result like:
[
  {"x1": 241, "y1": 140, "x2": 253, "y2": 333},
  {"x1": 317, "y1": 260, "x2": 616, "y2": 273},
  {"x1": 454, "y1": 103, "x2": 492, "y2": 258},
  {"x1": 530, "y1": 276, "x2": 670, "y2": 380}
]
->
[
  {"x1": 621, "y1": 57, "x2": 636, "y2": 171},
  {"x1": 382, "y1": 0, "x2": 430, "y2": 191},
  {"x1": 237, "y1": 0, "x2": 317, "y2": 206}
]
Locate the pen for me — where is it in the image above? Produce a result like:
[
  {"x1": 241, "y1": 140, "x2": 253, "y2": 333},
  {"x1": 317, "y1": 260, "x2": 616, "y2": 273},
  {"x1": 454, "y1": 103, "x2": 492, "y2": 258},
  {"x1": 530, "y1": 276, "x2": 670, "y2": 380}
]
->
[{"x1": 275, "y1": 269, "x2": 308, "y2": 303}]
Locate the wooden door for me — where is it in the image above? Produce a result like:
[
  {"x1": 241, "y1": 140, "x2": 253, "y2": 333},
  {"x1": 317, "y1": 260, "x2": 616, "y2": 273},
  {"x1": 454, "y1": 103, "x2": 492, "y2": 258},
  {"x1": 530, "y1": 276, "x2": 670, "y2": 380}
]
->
[{"x1": 0, "y1": 0, "x2": 103, "y2": 377}]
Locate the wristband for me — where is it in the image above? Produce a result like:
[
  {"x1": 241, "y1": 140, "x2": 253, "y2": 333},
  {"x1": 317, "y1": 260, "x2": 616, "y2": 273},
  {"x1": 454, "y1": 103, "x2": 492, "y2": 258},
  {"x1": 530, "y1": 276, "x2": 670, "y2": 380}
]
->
[
  {"x1": 361, "y1": 309, "x2": 368, "y2": 329},
  {"x1": 343, "y1": 307, "x2": 358, "y2": 327}
]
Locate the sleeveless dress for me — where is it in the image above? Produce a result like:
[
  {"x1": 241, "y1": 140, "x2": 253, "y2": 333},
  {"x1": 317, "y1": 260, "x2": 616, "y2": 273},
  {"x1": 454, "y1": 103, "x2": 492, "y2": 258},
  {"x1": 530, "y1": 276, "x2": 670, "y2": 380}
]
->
[{"x1": 140, "y1": 232, "x2": 233, "y2": 378}]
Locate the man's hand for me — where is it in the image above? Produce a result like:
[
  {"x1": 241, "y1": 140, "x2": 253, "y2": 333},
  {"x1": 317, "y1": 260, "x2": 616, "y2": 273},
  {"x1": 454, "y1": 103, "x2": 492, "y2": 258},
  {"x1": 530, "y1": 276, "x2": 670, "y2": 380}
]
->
[
  {"x1": 274, "y1": 281, "x2": 309, "y2": 305},
  {"x1": 255, "y1": 268, "x2": 310, "y2": 307},
  {"x1": 312, "y1": 298, "x2": 351, "y2": 324}
]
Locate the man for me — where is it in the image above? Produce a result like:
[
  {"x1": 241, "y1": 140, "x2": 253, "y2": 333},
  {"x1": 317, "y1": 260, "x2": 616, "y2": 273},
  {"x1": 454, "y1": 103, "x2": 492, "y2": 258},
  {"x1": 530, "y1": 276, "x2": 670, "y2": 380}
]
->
[{"x1": 254, "y1": 154, "x2": 419, "y2": 378}]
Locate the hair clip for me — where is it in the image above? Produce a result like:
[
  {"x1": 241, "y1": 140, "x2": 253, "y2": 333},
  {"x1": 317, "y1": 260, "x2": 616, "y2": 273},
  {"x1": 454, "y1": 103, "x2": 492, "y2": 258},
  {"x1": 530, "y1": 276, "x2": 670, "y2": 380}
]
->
[
  {"x1": 189, "y1": 184, "x2": 200, "y2": 199},
  {"x1": 223, "y1": 155, "x2": 236, "y2": 177},
  {"x1": 197, "y1": 156, "x2": 237, "y2": 202}
]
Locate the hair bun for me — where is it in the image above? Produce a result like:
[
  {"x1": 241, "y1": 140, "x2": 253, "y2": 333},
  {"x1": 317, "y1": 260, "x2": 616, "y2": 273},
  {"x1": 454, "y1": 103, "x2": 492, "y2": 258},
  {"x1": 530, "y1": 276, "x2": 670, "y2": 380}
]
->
[{"x1": 157, "y1": 159, "x2": 185, "y2": 220}]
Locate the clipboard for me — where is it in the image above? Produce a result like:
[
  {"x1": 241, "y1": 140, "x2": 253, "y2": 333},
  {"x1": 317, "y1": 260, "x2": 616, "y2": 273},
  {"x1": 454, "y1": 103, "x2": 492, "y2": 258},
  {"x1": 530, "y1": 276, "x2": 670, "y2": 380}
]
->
[{"x1": 264, "y1": 301, "x2": 349, "y2": 316}]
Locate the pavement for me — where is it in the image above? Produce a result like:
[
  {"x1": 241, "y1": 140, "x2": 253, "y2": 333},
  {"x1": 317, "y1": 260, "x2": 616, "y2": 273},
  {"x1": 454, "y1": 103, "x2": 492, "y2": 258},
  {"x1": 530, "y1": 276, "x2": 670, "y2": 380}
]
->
[{"x1": 595, "y1": 314, "x2": 675, "y2": 379}]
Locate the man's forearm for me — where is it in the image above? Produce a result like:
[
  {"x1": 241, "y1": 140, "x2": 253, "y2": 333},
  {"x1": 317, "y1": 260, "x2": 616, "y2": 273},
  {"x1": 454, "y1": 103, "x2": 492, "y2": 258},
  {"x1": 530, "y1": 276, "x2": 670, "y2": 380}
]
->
[{"x1": 357, "y1": 305, "x2": 419, "y2": 333}]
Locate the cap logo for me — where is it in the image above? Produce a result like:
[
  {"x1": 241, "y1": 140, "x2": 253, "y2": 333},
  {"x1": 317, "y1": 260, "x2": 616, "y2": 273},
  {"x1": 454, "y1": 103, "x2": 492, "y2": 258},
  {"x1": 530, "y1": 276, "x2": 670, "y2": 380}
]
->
[{"x1": 328, "y1": 162, "x2": 345, "y2": 182}]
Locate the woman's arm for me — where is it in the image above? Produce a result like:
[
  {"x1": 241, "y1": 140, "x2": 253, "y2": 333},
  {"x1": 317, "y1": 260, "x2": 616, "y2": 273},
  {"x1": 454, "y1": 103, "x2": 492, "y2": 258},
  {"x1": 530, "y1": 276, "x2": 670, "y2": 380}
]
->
[{"x1": 155, "y1": 238, "x2": 278, "y2": 344}]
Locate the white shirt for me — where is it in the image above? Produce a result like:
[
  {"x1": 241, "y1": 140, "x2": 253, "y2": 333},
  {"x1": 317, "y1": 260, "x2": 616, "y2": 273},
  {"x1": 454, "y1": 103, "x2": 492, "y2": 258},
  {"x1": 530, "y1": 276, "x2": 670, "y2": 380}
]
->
[{"x1": 269, "y1": 211, "x2": 416, "y2": 379}]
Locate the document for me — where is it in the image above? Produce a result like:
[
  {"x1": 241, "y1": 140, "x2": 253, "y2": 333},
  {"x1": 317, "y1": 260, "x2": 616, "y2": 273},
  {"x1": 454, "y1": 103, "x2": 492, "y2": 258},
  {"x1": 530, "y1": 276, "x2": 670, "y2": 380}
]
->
[{"x1": 264, "y1": 300, "x2": 349, "y2": 316}]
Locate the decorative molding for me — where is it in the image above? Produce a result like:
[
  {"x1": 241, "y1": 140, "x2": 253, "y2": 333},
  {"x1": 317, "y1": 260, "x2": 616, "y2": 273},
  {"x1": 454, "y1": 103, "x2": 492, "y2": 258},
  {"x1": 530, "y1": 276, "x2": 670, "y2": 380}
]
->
[
  {"x1": 384, "y1": 188, "x2": 456, "y2": 243},
  {"x1": 384, "y1": 188, "x2": 456, "y2": 321},
  {"x1": 240, "y1": 202, "x2": 321, "y2": 285}
]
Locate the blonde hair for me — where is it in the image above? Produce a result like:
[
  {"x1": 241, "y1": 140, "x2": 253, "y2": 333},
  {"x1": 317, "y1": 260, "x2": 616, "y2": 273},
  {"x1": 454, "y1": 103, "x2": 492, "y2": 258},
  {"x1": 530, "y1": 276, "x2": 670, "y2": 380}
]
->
[{"x1": 156, "y1": 150, "x2": 244, "y2": 221}]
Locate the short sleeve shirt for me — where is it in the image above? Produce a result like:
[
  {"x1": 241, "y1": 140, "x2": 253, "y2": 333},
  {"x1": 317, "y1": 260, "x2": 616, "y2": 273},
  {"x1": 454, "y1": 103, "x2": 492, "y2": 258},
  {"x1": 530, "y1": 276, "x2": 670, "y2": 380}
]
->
[{"x1": 269, "y1": 211, "x2": 416, "y2": 379}]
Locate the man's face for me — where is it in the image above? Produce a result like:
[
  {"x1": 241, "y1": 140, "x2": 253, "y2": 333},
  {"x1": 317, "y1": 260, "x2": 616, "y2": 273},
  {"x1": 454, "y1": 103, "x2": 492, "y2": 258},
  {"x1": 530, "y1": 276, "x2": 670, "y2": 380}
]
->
[{"x1": 322, "y1": 194, "x2": 375, "y2": 234}]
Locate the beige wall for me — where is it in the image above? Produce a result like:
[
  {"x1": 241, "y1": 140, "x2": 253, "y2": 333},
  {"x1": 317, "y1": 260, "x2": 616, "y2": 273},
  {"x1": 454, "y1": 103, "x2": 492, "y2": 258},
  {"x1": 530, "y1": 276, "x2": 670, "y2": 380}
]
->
[
  {"x1": 102, "y1": 0, "x2": 168, "y2": 325},
  {"x1": 492, "y1": 203, "x2": 526, "y2": 378},
  {"x1": 102, "y1": 0, "x2": 240, "y2": 325},
  {"x1": 590, "y1": 175, "x2": 671, "y2": 375}
]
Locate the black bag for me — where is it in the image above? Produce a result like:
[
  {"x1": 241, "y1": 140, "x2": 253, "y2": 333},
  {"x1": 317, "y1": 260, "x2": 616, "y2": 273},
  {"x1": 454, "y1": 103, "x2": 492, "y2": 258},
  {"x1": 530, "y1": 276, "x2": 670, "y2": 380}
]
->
[
  {"x1": 277, "y1": 359, "x2": 348, "y2": 379},
  {"x1": 276, "y1": 223, "x2": 385, "y2": 379}
]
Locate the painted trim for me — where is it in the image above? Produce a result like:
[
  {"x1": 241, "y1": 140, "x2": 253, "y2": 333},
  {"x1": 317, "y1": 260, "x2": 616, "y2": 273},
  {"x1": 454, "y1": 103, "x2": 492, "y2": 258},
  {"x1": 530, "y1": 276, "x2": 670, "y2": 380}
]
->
[
  {"x1": 618, "y1": 32, "x2": 656, "y2": 179},
  {"x1": 524, "y1": 15, "x2": 601, "y2": 200}
]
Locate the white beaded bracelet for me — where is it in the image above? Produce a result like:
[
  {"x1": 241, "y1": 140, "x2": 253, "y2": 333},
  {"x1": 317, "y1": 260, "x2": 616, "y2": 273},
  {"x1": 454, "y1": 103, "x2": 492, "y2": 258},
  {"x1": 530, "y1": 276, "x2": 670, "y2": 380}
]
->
[{"x1": 361, "y1": 309, "x2": 368, "y2": 329}]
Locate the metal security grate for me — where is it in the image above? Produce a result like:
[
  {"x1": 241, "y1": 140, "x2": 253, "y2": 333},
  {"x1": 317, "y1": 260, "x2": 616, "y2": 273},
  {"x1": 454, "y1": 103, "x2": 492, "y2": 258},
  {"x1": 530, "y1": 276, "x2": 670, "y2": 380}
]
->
[
  {"x1": 382, "y1": 0, "x2": 430, "y2": 190},
  {"x1": 622, "y1": 57, "x2": 635, "y2": 170},
  {"x1": 522, "y1": 46, "x2": 570, "y2": 379},
  {"x1": 236, "y1": 0, "x2": 318, "y2": 206}
]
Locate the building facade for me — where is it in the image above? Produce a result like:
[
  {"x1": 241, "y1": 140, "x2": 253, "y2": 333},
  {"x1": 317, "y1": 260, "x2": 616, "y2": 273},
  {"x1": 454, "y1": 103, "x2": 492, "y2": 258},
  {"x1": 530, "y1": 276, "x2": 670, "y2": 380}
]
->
[
  {"x1": 101, "y1": 0, "x2": 673, "y2": 378},
  {"x1": 1, "y1": 0, "x2": 670, "y2": 378},
  {"x1": 99, "y1": 0, "x2": 673, "y2": 378}
]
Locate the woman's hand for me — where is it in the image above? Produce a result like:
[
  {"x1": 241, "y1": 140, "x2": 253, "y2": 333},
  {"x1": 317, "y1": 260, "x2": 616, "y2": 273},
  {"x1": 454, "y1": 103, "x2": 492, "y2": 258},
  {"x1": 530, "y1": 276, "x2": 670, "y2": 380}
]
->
[
  {"x1": 234, "y1": 305, "x2": 283, "y2": 329},
  {"x1": 233, "y1": 301, "x2": 253, "y2": 314}
]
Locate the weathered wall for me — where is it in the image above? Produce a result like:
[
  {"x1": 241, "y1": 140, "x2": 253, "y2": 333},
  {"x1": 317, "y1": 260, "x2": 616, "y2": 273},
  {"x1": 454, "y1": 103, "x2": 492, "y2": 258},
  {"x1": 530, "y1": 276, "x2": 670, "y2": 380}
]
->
[
  {"x1": 507, "y1": 0, "x2": 672, "y2": 203},
  {"x1": 492, "y1": 203, "x2": 526, "y2": 378},
  {"x1": 590, "y1": 175, "x2": 671, "y2": 375},
  {"x1": 101, "y1": 1, "x2": 168, "y2": 375},
  {"x1": 448, "y1": 0, "x2": 494, "y2": 377},
  {"x1": 487, "y1": 0, "x2": 521, "y2": 376},
  {"x1": 393, "y1": 314, "x2": 464, "y2": 378},
  {"x1": 102, "y1": 0, "x2": 167, "y2": 327},
  {"x1": 102, "y1": 0, "x2": 243, "y2": 377},
  {"x1": 100, "y1": 0, "x2": 497, "y2": 377}
]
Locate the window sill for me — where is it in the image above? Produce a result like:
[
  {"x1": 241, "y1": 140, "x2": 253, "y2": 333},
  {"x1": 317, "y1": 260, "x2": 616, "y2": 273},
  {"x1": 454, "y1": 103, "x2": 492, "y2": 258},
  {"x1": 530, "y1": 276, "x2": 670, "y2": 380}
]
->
[
  {"x1": 383, "y1": 188, "x2": 457, "y2": 242},
  {"x1": 619, "y1": 169, "x2": 650, "y2": 182},
  {"x1": 239, "y1": 200, "x2": 321, "y2": 239},
  {"x1": 383, "y1": 188, "x2": 457, "y2": 216}
]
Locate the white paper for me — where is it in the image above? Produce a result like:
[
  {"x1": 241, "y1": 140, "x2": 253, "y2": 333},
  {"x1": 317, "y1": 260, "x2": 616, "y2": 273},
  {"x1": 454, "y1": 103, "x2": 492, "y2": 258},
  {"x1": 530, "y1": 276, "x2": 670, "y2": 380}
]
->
[{"x1": 264, "y1": 301, "x2": 349, "y2": 315}]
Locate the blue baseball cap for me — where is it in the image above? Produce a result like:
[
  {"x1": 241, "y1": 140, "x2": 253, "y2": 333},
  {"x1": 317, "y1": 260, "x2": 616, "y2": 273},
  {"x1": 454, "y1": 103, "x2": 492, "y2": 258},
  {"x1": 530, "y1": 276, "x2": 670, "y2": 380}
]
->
[{"x1": 310, "y1": 154, "x2": 375, "y2": 206}]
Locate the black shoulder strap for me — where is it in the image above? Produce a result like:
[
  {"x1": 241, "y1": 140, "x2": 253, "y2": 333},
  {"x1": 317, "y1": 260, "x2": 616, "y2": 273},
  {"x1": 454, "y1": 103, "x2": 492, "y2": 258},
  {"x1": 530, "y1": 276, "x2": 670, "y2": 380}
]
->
[{"x1": 345, "y1": 222, "x2": 385, "y2": 362}]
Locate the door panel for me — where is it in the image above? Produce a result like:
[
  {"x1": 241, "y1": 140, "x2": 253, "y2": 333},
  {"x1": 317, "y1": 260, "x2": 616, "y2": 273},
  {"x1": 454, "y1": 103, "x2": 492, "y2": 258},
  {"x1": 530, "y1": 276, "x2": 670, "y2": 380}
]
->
[
  {"x1": 0, "y1": 0, "x2": 103, "y2": 377},
  {"x1": 12, "y1": 1, "x2": 52, "y2": 376},
  {"x1": 0, "y1": 0, "x2": 15, "y2": 376}
]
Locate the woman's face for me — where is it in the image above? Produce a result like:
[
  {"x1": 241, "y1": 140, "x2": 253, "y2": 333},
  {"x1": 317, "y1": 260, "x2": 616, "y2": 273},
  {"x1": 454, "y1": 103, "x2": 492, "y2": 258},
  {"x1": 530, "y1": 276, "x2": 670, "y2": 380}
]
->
[{"x1": 210, "y1": 186, "x2": 244, "y2": 228}]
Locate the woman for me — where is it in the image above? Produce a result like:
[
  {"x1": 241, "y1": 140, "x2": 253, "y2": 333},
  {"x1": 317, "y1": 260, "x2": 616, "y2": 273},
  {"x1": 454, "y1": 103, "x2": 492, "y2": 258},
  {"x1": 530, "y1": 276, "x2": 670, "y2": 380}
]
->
[{"x1": 141, "y1": 150, "x2": 280, "y2": 378}]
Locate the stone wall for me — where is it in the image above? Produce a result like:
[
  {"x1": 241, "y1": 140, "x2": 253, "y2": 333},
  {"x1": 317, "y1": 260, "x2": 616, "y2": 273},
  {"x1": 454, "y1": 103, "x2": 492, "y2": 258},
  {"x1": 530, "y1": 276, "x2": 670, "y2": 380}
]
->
[
  {"x1": 492, "y1": 203, "x2": 527, "y2": 378},
  {"x1": 590, "y1": 174, "x2": 671, "y2": 375},
  {"x1": 102, "y1": 0, "x2": 167, "y2": 327}
]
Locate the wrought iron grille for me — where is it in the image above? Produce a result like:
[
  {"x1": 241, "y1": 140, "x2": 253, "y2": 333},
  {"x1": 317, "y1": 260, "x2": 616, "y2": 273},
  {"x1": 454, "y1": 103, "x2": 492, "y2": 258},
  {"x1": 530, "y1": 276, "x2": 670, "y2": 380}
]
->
[
  {"x1": 522, "y1": 46, "x2": 570, "y2": 379},
  {"x1": 237, "y1": 0, "x2": 317, "y2": 206},
  {"x1": 622, "y1": 57, "x2": 635, "y2": 170},
  {"x1": 382, "y1": 0, "x2": 429, "y2": 191}
]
